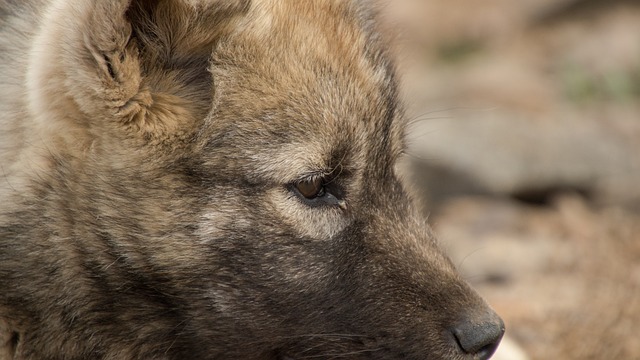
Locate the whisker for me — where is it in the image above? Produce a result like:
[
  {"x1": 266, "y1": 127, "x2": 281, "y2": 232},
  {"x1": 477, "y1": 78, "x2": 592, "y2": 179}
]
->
[
  {"x1": 457, "y1": 247, "x2": 487, "y2": 270},
  {"x1": 298, "y1": 347, "x2": 384, "y2": 359}
]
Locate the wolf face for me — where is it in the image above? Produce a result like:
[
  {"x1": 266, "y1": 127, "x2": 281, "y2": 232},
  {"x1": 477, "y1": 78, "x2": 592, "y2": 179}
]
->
[{"x1": 0, "y1": 0, "x2": 503, "y2": 359}]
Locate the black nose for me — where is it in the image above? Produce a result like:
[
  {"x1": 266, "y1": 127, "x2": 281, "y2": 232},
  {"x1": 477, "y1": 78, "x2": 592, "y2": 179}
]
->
[{"x1": 451, "y1": 314, "x2": 505, "y2": 360}]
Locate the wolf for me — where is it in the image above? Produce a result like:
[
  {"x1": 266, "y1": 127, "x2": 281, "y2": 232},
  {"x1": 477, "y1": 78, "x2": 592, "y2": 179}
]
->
[{"x1": 0, "y1": 0, "x2": 504, "y2": 359}]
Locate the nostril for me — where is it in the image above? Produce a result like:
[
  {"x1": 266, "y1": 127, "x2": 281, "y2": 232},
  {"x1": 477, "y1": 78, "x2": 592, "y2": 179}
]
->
[{"x1": 451, "y1": 317, "x2": 505, "y2": 360}]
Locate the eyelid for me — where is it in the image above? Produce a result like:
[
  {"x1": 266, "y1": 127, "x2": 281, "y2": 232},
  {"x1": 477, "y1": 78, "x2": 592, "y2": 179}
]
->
[
  {"x1": 288, "y1": 178, "x2": 347, "y2": 210},
  {"x1": 297, "y1": 171, "x2": 330, "y2": 183},
  {"x1": 319, "y1": 191, "x2": 347, "y2": 210}
]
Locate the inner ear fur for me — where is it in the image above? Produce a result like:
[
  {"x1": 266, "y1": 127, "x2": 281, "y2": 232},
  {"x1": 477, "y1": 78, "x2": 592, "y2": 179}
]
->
[{"x1": 72, "y1": 0, "x2": 250, "y2": 140}]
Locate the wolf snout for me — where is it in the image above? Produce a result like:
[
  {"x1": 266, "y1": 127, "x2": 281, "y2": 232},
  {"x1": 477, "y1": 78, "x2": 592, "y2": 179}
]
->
[{"x1": 449, "y1": 311, "x2": 505, "y2": 360}]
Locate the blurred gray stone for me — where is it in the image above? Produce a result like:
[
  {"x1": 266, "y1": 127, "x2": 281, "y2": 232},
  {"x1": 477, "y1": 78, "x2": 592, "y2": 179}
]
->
[{"x1": 408, "y1": 110, "x2": 640, "y2": 209}]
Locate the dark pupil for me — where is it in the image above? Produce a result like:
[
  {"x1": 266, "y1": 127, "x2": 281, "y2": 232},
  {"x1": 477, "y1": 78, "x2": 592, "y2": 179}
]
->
[{"x1": 297, "y1": 178, "x2": 323, "y2": 199}]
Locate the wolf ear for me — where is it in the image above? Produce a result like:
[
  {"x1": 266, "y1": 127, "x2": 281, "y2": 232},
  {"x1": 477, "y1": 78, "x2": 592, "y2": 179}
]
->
[{"x1": 60, "y1": 0, "x2": 250, "y2": 140}]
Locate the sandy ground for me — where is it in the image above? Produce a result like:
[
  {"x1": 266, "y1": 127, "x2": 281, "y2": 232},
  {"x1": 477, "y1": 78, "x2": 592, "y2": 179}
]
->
[{"x1": 386, "y1": 0, "x2": 640, "y2": 358}]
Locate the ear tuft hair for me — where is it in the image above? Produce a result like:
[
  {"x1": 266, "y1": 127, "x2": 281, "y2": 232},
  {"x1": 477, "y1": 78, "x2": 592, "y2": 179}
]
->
[{"x1": 31, "y1": 0, "x2": 250, "y2": 144}]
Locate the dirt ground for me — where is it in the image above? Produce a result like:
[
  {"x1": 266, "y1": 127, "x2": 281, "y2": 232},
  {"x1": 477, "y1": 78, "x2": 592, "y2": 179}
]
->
[
  {"x1": 436, "y1": 195, "x2": 640, "y2": 359},
  {"x1": 387, "y1": 0, "x2": 640, "y2": 359}
]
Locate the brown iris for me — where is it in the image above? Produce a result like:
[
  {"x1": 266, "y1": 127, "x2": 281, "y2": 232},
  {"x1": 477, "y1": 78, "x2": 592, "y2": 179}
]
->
[{"x1": 295, "y1": 178, "x2": 325, "y2": 199}]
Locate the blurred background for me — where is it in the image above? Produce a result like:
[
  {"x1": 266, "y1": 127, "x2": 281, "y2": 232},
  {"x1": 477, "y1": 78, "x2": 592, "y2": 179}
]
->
[{"x1": 383, "y1": 0, "x2": 640, "y2": 359}]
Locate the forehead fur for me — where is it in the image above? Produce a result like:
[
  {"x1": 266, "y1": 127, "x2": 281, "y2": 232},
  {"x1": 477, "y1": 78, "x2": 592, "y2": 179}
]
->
[{"x1": 201, "y1": 0, "x2": 405, "y2": 182}]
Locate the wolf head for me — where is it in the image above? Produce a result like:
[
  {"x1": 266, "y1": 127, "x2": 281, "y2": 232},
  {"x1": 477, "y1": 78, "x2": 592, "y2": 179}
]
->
[{"x1": 5, "y1": 0, "x2": 504, "y2": 358}]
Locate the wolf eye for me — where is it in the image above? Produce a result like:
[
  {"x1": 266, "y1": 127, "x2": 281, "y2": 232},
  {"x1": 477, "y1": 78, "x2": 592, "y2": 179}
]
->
[
  {"x1": 295, "y1": 178, "x2": 325, "y2": 199},
  {"x1": 290, "y1": 177, "x2": 347, "y2": 210}
]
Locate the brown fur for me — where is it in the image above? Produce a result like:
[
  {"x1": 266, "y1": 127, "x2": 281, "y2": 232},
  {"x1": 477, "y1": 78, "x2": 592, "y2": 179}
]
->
[{"x1": 0, "y1": 0, "x2": 503, "y2": 359}]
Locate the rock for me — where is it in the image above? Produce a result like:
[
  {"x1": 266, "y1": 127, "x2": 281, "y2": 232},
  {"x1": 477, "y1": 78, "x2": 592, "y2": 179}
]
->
[{"x1": 409, "y1": 110, "x2": 640, "y2": 209}]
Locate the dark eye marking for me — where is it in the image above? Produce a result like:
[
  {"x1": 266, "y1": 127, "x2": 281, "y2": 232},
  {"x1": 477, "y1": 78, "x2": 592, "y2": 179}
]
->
[{"x1": 290, "y1": 176, "x2": 347, "y2": 210}]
